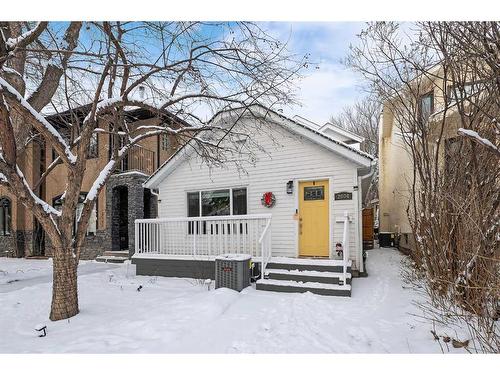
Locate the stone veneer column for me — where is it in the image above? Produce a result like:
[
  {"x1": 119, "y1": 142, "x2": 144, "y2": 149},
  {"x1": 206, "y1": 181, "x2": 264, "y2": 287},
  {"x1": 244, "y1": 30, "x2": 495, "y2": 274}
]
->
[{"x1": 106, "y1": 172, "x2": 149, "y2": 257}]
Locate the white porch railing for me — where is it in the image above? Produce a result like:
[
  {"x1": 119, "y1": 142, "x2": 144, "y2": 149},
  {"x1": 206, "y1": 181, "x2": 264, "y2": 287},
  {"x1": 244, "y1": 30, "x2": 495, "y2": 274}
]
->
[
  {"x1": 135, "y1": 214, "x2": 272, "y2": 265},
  {"x1": 341, "y1": 210, "x2": 350, "y2": 285},
  {"x1": 259, "y1": 218, "x2": 272, "y2": 280}
]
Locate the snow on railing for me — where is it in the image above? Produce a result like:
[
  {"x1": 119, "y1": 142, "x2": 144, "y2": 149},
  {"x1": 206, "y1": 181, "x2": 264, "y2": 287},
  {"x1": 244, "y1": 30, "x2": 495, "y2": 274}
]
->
[{"x1": 135, "y1": 214, "x2": 272, "y2": 262}]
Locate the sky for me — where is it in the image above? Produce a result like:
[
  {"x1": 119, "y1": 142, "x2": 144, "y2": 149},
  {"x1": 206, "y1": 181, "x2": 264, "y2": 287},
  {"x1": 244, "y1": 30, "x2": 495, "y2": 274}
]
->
[
  {"x1": 263, "y1": 22, "x2": 368, "y2": 125},
  {"x1": 37, "y1": 22, "x2": 370, "y2": 125}
]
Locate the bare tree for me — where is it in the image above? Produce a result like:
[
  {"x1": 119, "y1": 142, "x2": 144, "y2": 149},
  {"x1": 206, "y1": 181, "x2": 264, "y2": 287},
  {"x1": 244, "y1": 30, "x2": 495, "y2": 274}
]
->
[
  {"x1": 347, "y1": 22, "x2": 499, "y2": 352},
  {"x1": 329, "y1": 96, "x2": 381, "y2": 207},
  {"x1": 0, "y1": 21, "x2": 304, "y2": 321},
  {"x1": 329, "y1": 96, "x2": 381, "y2": 157}
]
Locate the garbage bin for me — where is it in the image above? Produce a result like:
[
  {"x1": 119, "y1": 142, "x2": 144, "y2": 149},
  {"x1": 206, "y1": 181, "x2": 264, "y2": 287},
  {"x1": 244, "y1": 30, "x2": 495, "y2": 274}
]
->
[
  {"x1": 215, "y1": 254, "x2": 252, "y2": 292},
  {"x1": 379, "y1": 232, "x2": 394, "y2": 247}
]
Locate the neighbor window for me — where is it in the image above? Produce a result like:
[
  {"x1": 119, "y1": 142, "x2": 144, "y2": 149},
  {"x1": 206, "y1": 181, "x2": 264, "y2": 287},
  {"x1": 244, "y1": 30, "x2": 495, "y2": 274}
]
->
[
  {"x1": 187, "y1": 187, "x2": 247, "y2": 217},
  {"x1": 447, "y1": 82, "x2": 482, "y2": 105},
  {"x1": 0, "y1": 197, "x2": 12, "y2": 236},
  {"x1": 53, "y1": 192, "x2": 97, "y2": 235},
  {"x1": 161, "y1": 134, "x2": 169, "y2": 151},
  {"x1": 419, "y1": 91, "x2": 434, "y2": 124},
  {"x1": 87, "y1": 133, "x2": 98, "y2": 159},
  {"x1": 87, "y1": 198, "x2": 98, "y2": 235}
]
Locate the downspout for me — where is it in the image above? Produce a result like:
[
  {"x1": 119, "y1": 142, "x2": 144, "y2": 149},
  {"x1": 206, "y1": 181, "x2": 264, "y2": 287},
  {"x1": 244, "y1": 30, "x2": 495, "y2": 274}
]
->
[{"x1": 357, "y1": 160, "x2": 377, "y2": 274}]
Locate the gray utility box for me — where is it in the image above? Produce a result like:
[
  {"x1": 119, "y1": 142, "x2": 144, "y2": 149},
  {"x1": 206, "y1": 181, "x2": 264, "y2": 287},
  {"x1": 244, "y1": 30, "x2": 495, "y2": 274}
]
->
[{"x1": 215, "y1": 254, "x2": 252, "y2": 292}]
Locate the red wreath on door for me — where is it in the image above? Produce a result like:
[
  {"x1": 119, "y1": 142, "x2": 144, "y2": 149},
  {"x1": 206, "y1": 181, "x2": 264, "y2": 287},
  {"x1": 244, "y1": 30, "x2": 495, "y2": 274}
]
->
[{"x1": 261, "y1": 192, "x2": 276, "y2": 208}]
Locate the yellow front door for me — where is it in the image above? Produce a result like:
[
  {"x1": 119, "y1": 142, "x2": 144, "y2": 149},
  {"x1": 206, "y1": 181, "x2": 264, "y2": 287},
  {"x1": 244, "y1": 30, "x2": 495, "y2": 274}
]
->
[{"x1": 299, "y1": 180, "x2": 330, "y2": 257}]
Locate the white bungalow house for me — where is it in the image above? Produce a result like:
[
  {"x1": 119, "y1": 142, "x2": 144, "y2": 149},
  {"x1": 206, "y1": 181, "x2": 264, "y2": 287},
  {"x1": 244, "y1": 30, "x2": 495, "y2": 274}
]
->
[{"x1": 132, "y1": 105, "x2": 374, "y2": 296}]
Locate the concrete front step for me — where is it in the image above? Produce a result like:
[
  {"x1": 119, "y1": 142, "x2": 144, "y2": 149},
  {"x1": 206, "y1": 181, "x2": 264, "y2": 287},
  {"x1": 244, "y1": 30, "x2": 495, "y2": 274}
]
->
[
  {"x1": 95, "y1": 256, "x2": 128, "y2": 264},
  {"x1": 103, "y1": 251, "x2": 129, "y2": 257},
  {"x1": 266, "y1": 268, "x2": 352, "y2": 285},
  {"x1": 267, "y1": 257, "x2": 352, "y2": 273},
  {"x1": 256, "y1": 278, "x2": 351, "y2": 297}
]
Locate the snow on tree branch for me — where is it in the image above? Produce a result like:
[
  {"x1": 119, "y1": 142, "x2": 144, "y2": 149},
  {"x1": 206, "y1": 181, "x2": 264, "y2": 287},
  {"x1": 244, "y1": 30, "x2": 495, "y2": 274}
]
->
[
  {"x1": 83, "y1": 97, "x2": 123, "y2": 125},
  {"x1": 15, "y1": 165, "x2": 61, "y2": 216},
  {"x1": 84, "y1": 159, "x2": 116, "y2": 203},
  {"x1": 0, "y1": 66, "x2": 22, "y2": 78},
  {"x1": 0, "y1": 77, "x2": 77, "y2": 164},
  {"x1": 4, "y1": 22, "x2": 47, "y2": 50},
  {"x1": 0, "y1": 172, "x2": 7, "y2": 183},
  {"x1": 458, "y1": 128, "x2": 499, "y2": 155},
  {"x1": 83, "y1": 130, "x2": 163, "y2": 204}
]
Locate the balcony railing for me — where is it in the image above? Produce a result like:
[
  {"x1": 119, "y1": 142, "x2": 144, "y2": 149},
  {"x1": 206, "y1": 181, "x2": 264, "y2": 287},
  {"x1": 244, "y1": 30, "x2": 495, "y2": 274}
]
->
[{"x1": 118, "y1": 145, "x2": 155, "y2": 175}]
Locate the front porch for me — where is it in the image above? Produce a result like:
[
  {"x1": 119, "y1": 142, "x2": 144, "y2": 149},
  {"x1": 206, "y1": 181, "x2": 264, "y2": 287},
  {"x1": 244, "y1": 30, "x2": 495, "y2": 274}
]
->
[{"x1": 132, "y1": 214, "x2": 353, "y2": 296}]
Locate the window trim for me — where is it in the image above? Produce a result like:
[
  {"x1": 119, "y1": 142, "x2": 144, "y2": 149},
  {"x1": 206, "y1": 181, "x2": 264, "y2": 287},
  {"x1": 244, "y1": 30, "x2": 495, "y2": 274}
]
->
[{"x1": 186, "y1": 186, "x2": 249, "y2": 217}]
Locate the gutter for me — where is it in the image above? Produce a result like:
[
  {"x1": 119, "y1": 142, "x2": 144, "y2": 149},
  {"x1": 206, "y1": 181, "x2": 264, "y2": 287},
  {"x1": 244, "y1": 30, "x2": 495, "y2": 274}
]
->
[{"x1": 356, "y1": 159, "x2": 377, "y2": 275}]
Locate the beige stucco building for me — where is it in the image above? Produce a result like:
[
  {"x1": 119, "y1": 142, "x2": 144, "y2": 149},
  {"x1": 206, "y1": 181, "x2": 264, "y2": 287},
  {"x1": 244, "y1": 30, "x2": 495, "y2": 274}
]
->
[{"x1": 378, "y1": 65, "x2": 467, "y2": 252}]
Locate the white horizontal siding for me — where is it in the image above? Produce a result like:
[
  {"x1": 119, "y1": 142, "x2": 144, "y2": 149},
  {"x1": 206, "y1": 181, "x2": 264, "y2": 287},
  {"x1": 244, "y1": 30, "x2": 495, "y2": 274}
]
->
[{"x1": 157, "y1": 119, "x2": 362, "y2": 268}]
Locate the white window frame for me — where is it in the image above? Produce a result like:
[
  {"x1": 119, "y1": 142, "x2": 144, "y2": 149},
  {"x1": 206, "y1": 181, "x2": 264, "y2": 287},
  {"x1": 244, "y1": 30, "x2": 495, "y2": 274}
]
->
[{"x1": 186, "y1": 186, "x2": 248, "y2": 217}]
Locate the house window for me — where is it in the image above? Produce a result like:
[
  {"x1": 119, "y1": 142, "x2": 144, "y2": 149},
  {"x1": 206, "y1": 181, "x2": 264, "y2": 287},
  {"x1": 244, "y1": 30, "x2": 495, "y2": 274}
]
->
[
  {"x1": 232, "y1": 188, "x2": 247, "y2": 215},
  {"x1": 187, "y1": 188, "x2": 248, "y2": 235},
  {"x1": 202, "y1": 189, "x2": 231, "y2": 216},
  {"x1": 0, "y1": 197, "x2": 12, "y2": 236},
  {"x1": 52, "y1": 148, "x2": 57, "y2": 162},
  {"x1": 87, "y1": 133, "x2": 98, "y2": 159},
  {"x1": 187, "y1": 192, "x2": 200, "y2": 217},
  {"x1": 187, "y1": 188, "x2": 247, "y2": 217},
  {"x1": 419, "y1": 91, "x2": 434, "y2": 124},
  {"x1": 161, "y1": 134, "x2": 169, "y2": 151}
]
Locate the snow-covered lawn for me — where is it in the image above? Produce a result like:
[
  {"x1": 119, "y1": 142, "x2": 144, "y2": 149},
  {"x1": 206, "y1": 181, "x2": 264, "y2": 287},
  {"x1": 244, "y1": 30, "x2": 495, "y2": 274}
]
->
[{"x1": 0, "y1": 248, "x2": 463, "y2": 353}]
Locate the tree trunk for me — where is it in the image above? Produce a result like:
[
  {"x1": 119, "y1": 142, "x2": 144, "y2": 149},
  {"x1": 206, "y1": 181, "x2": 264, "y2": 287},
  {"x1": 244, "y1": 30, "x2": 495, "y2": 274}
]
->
[{"x1": 50, "y1": 249, "x2": 79, "y2": 321}]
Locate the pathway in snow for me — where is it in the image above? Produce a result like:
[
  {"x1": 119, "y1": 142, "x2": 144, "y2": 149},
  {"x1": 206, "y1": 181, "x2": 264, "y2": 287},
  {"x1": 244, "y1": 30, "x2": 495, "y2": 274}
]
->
[{"x1": 0, "y1": 248, "x2": 458, "y2": 353}]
